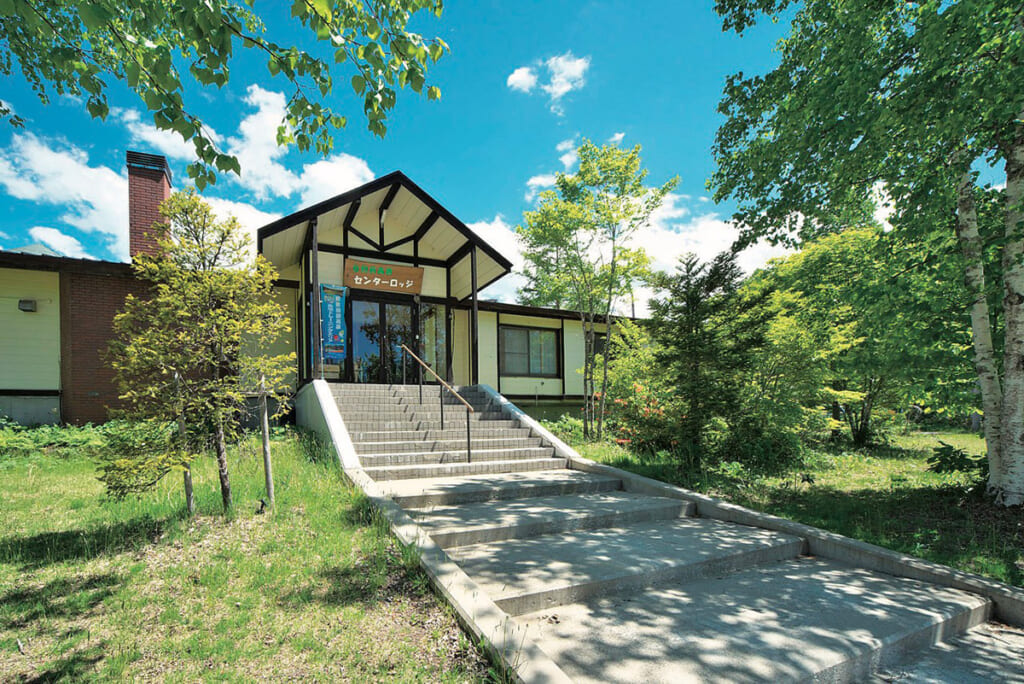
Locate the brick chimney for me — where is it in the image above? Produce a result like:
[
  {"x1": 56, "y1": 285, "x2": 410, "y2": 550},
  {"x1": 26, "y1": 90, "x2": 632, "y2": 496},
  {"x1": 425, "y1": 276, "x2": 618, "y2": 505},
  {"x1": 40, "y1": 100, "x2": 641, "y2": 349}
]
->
[{"x1": 126, "y1": 151, "x2": 172, "y2": 258}]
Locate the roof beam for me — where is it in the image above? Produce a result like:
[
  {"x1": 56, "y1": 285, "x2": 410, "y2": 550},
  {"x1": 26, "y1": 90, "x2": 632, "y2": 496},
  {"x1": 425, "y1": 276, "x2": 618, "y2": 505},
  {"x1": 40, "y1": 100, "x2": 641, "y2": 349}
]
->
[
  {"x1": 379, "y1": 183, "x2": 400, "y2": 246},
  {"x1": 342, "y1": 198, "x2": 361, "y2": 251},
  {"x1": 413, "y1": 211, "x2": 439, "y2": 242}
]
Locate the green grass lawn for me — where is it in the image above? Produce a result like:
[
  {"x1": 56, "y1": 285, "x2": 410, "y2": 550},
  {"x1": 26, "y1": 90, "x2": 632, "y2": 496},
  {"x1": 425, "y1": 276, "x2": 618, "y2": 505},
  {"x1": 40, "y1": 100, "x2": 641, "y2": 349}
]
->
[
  {"x1": 575, "y1": 431, "x2": 1024, "y2": 589},
  {"x1": 0, "y1": 431, "x2": 489, "y2": 682}
]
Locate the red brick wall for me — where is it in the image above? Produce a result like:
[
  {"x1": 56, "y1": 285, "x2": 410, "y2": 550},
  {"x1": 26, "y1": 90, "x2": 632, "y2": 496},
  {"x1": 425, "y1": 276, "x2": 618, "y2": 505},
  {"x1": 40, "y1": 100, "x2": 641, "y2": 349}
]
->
[
  {"x1": 60, "y1": 272, "x2": 147, "y2": 425},
  {"x1": 128, "y1": 165, "x2": 170, "y2": 258}
]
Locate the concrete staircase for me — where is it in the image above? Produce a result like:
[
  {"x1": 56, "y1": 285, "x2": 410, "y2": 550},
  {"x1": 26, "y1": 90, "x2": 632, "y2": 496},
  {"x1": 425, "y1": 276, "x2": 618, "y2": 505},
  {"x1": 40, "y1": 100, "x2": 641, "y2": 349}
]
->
[{"x1": 332, "y1": 383, "x2": 1024, "y2": 682}]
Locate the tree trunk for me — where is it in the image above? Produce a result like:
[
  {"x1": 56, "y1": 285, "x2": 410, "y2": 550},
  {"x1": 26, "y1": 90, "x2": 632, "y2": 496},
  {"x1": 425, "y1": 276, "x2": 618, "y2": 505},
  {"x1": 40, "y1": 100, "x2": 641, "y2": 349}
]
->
[
  {"x1": 260, "y1": 376, "x2": 275, "y2": 507},
  {"x1": 998, "y1": 115, "x2": 1024, "y2": 506},
  {"x1": 581, "y1": 312, "x2": 592, "y2": 438},
  {"x1": 954, "y1": 171, "x2": 1003, "y2": 492},
  {"x1": 596, "y1": 241, "x2": 619, "y2": 441},
  {"x1": 175, "y1": 380, "x2": 195, "y2": 516},
  {"x1": 214, "y1": 417, "x2": 233, "y2": 512}
]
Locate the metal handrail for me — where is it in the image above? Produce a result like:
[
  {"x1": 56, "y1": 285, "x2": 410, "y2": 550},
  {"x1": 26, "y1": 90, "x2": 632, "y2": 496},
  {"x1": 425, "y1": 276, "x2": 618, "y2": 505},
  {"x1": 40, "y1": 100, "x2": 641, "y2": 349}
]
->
[{"x1": 400, "y1": 343, "x2": 475, "y2": 462}]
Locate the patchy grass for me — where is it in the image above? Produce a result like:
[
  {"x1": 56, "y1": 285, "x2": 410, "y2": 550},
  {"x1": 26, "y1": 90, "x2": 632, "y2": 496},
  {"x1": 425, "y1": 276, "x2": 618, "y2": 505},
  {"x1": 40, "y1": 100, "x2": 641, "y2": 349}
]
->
[
  {"x1": 0, "y1": 430, "x2": 490, "y2": 682},
  {"x1": 575, "y1": 431, "x2": 1024, "y2": 589}
]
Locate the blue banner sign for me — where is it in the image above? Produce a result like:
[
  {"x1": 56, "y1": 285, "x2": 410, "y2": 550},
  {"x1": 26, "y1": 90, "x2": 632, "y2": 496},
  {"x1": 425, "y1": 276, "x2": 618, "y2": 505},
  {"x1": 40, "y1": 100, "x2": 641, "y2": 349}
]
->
[{"x1": 320, "y1": 284, "x2": 347, "y2": 364}]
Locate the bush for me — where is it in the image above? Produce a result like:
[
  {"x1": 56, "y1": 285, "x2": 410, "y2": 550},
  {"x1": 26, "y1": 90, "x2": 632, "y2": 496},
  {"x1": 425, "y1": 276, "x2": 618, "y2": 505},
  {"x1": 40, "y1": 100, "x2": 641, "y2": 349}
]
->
[
  {"x1": 539, "y1": 414, "x2": 585, "y2": 445},
  {"x1": 927, "y1": 441, "x2": 988, "y2": 482},
  {"x1": 717, "y1": 418, "x2": 804, "y2": 473},
  {"x1": 605, "y1": 381, "x2": 679, "y2": 454}
]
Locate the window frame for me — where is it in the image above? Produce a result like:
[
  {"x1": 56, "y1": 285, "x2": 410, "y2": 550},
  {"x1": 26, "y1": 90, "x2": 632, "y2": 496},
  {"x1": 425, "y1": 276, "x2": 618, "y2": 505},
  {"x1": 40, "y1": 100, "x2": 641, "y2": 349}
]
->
[{"x1": 498, "y1": 324, "x2": 561, "y2": 378}]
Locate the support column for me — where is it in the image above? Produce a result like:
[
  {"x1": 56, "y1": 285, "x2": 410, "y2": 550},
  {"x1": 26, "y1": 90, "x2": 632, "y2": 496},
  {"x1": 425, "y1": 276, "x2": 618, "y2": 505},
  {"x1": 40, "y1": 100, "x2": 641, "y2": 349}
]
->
[
  {"x1": 309, "y1": 219, "x2": 322, "y2": 379},
  {"x1": 471, "y1": 246, "x2": 479, "y2": 385}
]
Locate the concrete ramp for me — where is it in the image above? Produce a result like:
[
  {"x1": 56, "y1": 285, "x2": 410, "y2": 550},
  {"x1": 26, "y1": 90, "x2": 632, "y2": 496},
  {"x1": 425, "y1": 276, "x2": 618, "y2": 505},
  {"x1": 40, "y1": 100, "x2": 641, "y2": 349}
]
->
[{"x1": 300, "y1": 381, "x2": 1024, "y2": 682}]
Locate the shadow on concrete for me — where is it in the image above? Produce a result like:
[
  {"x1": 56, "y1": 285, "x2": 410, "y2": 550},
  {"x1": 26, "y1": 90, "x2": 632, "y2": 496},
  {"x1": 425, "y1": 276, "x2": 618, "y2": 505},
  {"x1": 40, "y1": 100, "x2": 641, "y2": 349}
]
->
[{"x1": 518, "y1": 557, "x2": 988, "y2": 682}]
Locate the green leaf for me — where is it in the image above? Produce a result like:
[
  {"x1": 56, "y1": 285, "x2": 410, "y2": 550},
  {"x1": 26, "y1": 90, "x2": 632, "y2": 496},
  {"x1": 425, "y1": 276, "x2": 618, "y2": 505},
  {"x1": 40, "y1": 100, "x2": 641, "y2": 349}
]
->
[
  {"x1": 351, "y1": 74, "x2": 365, "y2": 94},
  {"x1": 427, "y1": 85, "x2": 440, "y2": 101}
]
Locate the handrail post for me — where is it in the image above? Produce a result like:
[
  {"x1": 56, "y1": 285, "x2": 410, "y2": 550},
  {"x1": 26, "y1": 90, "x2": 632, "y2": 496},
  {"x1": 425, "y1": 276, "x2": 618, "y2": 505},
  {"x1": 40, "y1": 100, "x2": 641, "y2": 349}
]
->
[
  {"x1": 466, "y1": 405, "x2": 472, "y2": 463},
  {"x1": 440, "y1": 386, "x2": 445, "y2": 431},
  {"x1": 402, "y1": 347, "x2": 406, "y2": 386},
  {"x1": 419, "y1": 359, "x2": 423, "y2": 404}
]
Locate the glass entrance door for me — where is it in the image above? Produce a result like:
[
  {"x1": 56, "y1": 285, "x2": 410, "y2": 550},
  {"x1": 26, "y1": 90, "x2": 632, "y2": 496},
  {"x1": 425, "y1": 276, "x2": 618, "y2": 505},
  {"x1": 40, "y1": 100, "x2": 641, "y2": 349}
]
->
[{"x1": 350, "y1": 296, "x2": 415, "y2": 383}]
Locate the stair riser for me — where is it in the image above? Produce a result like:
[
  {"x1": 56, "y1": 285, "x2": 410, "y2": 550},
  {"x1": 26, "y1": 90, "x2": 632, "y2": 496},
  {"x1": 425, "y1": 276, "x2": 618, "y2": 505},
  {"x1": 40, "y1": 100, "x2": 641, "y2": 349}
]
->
[
  {"x1": 494, "y1": 539, "x2": 805, "y2": 617},
  {"x1": 363, "y1": 458, "x2": 568, "y2": 481},
  {"x1": 350, "y1": 428, "x2": 534, "y2": 442},
  {"x1": 360, "y1": 448, "x2": 555, "y2": 467},
  {"x1": 393, "y1": 478, "x2": 623, "y2": 508},
  {"x1": 815, "y1": 601, "x2": 991, "y2": 682},
  {"x1": 344, "y1": 419, "x2": 519, "y2": 431},
  {"x1": 334, "y1": 409, "x2": 501, "y2": 421},
  {"x1": 429, "y1": 502, "x2": 697, "y2": 548},
  {"x1": 355, "y1": 438, "x2": 543, "y2": 454}
]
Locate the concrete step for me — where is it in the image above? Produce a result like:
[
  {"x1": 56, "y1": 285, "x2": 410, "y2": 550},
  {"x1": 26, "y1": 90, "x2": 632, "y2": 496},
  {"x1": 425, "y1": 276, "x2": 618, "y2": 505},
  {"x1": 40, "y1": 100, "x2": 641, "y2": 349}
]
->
[
  {"x1": 362, "y1": 457, "x2": 568, "y2": 482},
  {"x1": 343, "y1": 417, "x2": 521, "y2": 431},
  {"x1": 335, "y1": 407, "x2": 503, "y2": 422},
  {"x1": 448, "y1": 517, "x2": 805, "y2": 616},
  {"x1": 407, "y1": 491, "x2": 695, "y2": 549},
  {"x1": 515, "y1": 557, "x2": 992, "y2": 683},
  {"x1": 349, "y1": 426, "x2": 534, "y2": 443},
  {"x1": 379, "y1": 470, "x2": 624, "y2": 508},
  {"x1": 354, "y1": 436, "x2": 542, "y2": 455},
  {"x1": 360, "y1": 446, "x2": 556, "y2": 467},
  {"x1": 873, "y1": 621, "x2": 1024, "y2": 682}
]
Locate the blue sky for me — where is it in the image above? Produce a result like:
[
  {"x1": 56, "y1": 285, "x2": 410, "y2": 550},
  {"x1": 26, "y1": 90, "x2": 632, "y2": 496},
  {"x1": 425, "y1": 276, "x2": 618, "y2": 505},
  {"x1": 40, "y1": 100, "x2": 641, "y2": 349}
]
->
[{"x1": 0, "y1": 1, "x2": 792, "y2": 306}]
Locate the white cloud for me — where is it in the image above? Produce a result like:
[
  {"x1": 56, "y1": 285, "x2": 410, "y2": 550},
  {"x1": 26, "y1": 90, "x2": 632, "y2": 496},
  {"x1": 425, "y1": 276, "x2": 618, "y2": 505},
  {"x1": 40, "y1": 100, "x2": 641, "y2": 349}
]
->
[
  {"x1": 629, "y1": 196, "x2": 791, "y2": 315},
  {"x1": 28, "y1": 226, "x2": 93, "y2": 259},
  {"x1": 223, "y1": 85, "x2": 376, "y2": 204},
  {"x1": 203, "y1": 196, "x2": 282, "y2": 261},
  {"x1": 524, "y1": 174, "x2": 557, "y2": 202},
  {"x1": 113, "y1": 107, "x2": 209, "y2": 161},
  {"x1": 556, "y1": 138, "x2": 578, "y2": 170},
  {"x1": 543, "y1": 52, "x2": 590, "y2": 114},
  {"x1": 469, "y1": 215, "x2": 526, "y2": 303},
  {"x1": 0, "y1": 133, "x2": 129, "y2": 259},
  {"x1": 226, "y1": 85, "x2": 299, "y2": 200},
  {"x1": 508, "y1": 51, "x2": 591, "y2": 114},
  {"x1": 296, "y1": 153, "x2": 375, "y2": 206},
  {"x1": 609, "y1": 132, "x2": 625, "y2": 144},
  {"x1": 506, "y1": 66, "x2": 538, "y2": 93}
]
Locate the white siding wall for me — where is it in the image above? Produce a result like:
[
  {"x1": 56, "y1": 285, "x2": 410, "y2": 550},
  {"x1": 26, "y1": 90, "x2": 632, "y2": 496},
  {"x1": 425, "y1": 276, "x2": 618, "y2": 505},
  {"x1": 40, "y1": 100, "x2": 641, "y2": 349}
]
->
[{"x1": 0, "y1": 268, "x2": 60, "y2": 390}]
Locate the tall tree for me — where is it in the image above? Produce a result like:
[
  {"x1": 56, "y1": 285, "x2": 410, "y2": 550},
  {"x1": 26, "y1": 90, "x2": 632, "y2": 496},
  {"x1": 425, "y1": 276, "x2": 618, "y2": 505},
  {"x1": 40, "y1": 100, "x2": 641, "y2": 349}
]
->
[
  {"x1": 755, "y1": 227, "x2": 974, "y2": 445},
  {"x1": 711, "y1": 0, "x2": 1024, "y2": 505},
  {"x1": 649, "y1": 251, "x2": 769, "y2": 465},
  {"x1": 517, "y1": 140, "x2": 677, "y2": 439},
  {"x1": 0, "y1": 0, "x2": 447, "y2": 187},
  {"x1": 109, "y1": 190, "x2": 294, "y2": 512}
]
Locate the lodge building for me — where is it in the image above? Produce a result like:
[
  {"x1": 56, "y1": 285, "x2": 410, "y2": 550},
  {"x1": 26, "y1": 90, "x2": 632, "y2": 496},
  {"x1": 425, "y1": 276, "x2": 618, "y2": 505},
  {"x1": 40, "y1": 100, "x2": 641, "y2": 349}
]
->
[{"x1": 0, "y1": 152, "x2": 608, "y2": 425}]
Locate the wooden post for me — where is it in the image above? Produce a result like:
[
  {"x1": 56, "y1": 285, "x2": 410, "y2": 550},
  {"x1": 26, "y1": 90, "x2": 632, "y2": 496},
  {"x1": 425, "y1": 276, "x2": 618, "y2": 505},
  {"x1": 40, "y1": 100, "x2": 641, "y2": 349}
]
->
[
  {"x1": 176, "y1": 373, "x2": 195, "y2": 516},
  {"x1": 260, "y1": 374, "x2": 275, "y2": 507},
  {"x1": 470, "y1": 246, "x2": 479, "y2": 385},
  {"x1": 310, "y1": 219, "x2": 323, "y2": 379}
]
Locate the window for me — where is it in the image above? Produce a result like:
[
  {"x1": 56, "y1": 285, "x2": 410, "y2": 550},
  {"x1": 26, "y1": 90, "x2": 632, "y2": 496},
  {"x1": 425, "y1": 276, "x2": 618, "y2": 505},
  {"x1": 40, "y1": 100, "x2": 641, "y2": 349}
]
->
[{"x1": 499, "y1": 325, "x2": 559, "y2": 377}]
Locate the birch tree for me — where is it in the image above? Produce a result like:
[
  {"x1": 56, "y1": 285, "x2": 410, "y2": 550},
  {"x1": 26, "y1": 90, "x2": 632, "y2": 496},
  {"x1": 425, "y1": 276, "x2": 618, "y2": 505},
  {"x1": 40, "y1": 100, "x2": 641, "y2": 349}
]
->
[
  {"x1": 517, "y1": 141, "x2": 677, "y2": 439},
  {"x1": 711, "y1": 0, "x2": 1024, "y2": 505}
]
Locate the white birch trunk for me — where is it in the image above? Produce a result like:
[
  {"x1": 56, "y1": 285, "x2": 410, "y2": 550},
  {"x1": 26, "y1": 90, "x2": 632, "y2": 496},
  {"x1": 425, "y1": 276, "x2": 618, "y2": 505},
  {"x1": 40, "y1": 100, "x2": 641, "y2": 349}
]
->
[
  {"x1": 954, "y1": 172, "x2": 1003, "y2": 491},
  {"x1": 997, "y1": 114, "x2": 1024, "y2": 506}
]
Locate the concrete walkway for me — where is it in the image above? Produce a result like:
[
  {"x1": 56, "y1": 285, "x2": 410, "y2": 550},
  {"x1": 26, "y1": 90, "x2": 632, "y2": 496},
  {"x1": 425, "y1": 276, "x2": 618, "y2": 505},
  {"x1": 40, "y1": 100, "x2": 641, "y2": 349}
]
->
[{"x1": 328, "y1": 383, "x2": 1024, "y2": 682}]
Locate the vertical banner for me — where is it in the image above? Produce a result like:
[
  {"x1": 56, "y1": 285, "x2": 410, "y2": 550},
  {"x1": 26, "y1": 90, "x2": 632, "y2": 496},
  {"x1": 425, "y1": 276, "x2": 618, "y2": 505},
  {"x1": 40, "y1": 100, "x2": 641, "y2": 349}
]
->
[{"x1": 320, "y1": 284, "x2": 347, "y2": 364}]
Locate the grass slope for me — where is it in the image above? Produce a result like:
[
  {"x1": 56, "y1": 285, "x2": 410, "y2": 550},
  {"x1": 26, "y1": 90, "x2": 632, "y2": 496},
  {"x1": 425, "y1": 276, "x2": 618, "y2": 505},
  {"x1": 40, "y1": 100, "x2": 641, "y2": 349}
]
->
[
  {"x1": 0, "y1": 432, "x2": 489, "y2": 682},
  {"x1": 577, "y1": 431, "x2": 1023, "y2": 588}
]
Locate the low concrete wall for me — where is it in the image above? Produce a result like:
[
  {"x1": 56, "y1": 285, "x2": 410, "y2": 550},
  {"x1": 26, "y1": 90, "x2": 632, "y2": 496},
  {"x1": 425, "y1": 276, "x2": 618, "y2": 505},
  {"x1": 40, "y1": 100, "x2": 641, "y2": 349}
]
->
[
  {"x1": 295, "y1": 379, "x2": 571, "y2": 683},
  {"x1": 478, "y1": 384, "x2": 1024, "y2": 628},
  {"x1": 0, "y1": 395, "x2": 59, "y2": 425}
]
